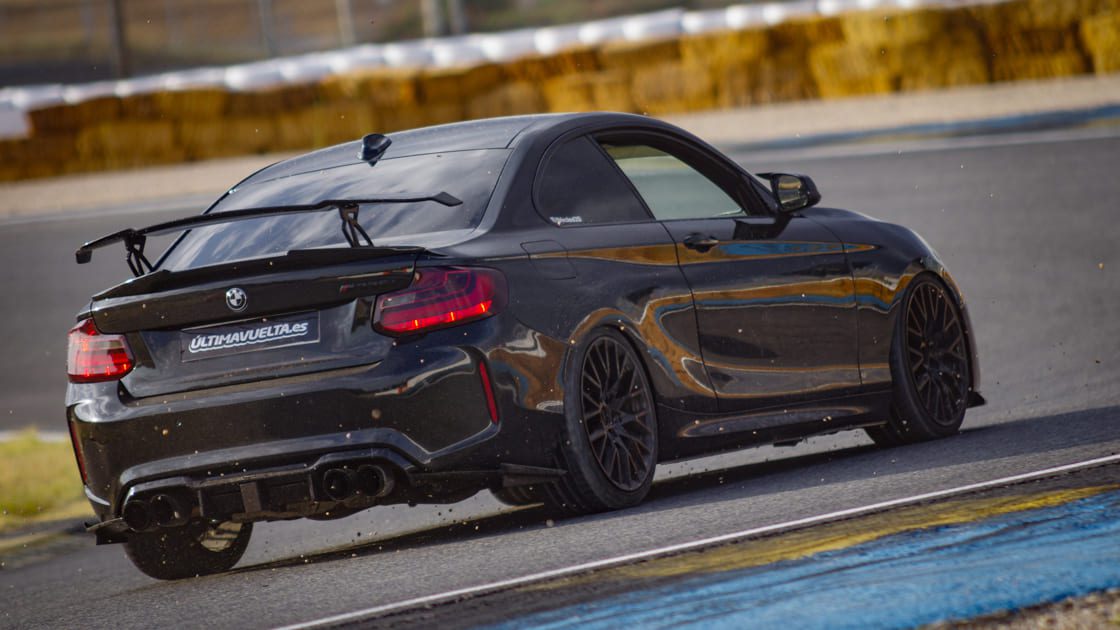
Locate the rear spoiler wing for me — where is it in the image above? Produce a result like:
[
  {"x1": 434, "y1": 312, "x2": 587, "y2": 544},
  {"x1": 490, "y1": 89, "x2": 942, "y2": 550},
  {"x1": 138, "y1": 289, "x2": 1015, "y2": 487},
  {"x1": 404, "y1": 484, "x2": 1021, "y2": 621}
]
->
[{"x1": 75, "y1": 192, "x2": 462, "y2": 277}]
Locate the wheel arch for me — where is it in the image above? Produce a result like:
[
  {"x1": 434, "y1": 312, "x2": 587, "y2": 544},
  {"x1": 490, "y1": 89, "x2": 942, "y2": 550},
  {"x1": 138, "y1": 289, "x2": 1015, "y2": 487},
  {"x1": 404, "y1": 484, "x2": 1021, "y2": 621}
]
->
[{"x1": 894, "y1": 262, "x2": 983, "y2": 406}]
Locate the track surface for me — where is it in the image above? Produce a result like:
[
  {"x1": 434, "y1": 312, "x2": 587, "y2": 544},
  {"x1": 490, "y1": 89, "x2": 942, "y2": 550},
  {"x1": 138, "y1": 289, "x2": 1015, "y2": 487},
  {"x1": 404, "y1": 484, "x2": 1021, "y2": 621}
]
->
[{"x1": 1, "y1": 128, "x2": 1118, "y2": 628}]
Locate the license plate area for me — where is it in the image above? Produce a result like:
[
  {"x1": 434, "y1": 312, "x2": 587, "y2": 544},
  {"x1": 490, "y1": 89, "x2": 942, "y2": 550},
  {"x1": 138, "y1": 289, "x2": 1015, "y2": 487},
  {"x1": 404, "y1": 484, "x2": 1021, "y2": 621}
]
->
[{"x1": 179, "y1": 312, "x2": 320, "y2": 362}]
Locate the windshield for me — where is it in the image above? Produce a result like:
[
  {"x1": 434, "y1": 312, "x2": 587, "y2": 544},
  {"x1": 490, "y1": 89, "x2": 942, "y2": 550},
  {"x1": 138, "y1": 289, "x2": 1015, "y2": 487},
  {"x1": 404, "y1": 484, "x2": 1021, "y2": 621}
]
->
[{"x1": 158, "y1": 149, "x2": 510, "y2": 271}]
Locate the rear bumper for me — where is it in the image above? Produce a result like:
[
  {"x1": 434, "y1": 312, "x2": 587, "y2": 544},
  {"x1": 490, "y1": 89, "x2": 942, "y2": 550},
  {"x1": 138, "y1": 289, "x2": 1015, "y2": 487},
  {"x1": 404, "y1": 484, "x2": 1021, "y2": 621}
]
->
[{"x1": 68, "y1": 326, "x2": 566, "y2": 525}]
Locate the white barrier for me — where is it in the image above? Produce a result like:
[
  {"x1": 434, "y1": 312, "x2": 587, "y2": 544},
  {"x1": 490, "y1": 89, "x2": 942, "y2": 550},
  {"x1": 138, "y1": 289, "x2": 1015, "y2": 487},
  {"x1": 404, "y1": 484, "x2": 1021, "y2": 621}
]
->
[{"x1": 0, "y1": 0, "x2": 1011, "y2": 138}]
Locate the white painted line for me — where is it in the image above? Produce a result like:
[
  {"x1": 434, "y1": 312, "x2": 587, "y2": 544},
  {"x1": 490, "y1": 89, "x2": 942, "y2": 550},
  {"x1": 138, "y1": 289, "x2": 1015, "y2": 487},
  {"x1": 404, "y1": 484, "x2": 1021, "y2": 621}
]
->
[{"x1": 275, "y1": 452, "x2": 1120, "y2": 630}]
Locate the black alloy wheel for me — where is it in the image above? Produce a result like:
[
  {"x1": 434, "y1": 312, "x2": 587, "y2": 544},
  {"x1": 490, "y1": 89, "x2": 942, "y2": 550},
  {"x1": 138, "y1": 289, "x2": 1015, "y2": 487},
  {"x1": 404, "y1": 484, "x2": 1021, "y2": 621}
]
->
[
  {"x1": 546, "y1": 329, "x2": 658, "y2": 513},
  {"x1": 903, "y1": 280, "x2": 970, "y2": 425},
  {"x1": 580, "y1": 336, "x2": 657, "y2": 491},
  {"x1": 867, "y1": 274, "x2": 971, "y2": 446}
]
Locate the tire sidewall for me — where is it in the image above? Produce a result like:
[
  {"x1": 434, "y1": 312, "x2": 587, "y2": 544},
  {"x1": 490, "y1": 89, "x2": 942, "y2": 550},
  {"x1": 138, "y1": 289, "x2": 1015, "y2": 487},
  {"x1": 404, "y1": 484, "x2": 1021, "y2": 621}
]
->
[
  {"x1": 890, "y1": 273, "x2": 970, "y2": 441},
  {"x1": 557, "y1": 327, "x2": 658, "y2": 512},
  {"x1": 124, "y1": 520, "x2": 252, "y2": 580}
]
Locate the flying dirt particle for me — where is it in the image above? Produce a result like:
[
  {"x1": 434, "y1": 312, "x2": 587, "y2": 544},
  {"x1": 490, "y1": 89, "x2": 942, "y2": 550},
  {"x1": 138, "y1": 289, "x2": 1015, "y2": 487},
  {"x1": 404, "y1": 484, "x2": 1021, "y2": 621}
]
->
[{"x1": 1099, "y1": 263, "x2": 1105, "y2": 270}]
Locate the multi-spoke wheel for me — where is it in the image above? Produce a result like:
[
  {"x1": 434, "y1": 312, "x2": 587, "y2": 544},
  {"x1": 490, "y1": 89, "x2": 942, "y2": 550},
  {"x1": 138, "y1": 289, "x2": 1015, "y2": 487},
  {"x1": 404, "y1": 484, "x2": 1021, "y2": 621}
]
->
[
  {"x1": 545, "y1": 328, "x2": 658, "y2": 514},
  {"x1": 868, "y1": 274, "x2": 971, "y2": 446},
  {"x1": 124, "y1": 520, "x2": 252, "y2": 580}
]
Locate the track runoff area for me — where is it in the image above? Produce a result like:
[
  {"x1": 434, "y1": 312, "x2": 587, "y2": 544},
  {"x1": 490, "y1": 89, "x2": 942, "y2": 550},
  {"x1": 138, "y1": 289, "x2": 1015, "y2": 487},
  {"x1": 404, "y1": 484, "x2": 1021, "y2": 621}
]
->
[{"x1": 275, "y1": 453, "x2": 1120, "y2": 629}]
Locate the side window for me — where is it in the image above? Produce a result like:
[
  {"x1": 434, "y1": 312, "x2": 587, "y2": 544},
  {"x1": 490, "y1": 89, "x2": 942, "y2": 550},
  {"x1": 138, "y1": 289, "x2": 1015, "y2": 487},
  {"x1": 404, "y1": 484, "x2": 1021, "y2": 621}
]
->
[
  {"x1": 537, "y1": 136, "x2": 651, "y2": 226},
  {"x1": 602, "y1": 144, "x2": 747, "y2": 220}
]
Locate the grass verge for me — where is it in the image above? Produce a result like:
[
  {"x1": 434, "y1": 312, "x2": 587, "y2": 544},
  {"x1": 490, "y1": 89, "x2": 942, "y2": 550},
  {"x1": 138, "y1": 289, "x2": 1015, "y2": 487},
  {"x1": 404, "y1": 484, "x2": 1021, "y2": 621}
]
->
[{"x1": 0, "y1": 429, "x2": 92, "y2": 533}]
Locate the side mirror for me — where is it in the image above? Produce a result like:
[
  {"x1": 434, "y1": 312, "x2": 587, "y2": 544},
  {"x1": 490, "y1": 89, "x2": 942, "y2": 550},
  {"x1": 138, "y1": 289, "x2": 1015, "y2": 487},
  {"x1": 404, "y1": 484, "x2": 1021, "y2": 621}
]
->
[{"x1": 758, "y1": 173, "x2": 821, "y2": 213}]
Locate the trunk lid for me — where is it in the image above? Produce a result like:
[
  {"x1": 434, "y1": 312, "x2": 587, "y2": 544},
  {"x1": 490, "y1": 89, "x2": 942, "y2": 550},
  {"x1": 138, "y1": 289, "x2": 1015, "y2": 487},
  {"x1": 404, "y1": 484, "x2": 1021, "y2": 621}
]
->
[{"x1": 91, "y1": 248, "x2": 418, "y2": 398}]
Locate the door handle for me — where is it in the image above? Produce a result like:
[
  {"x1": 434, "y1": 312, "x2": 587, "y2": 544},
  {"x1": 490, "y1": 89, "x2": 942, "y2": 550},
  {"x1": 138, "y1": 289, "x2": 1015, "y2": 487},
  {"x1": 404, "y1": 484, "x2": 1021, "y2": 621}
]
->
[{"x1": 683, "y1": 233, "x2": 719, "y2": 252}]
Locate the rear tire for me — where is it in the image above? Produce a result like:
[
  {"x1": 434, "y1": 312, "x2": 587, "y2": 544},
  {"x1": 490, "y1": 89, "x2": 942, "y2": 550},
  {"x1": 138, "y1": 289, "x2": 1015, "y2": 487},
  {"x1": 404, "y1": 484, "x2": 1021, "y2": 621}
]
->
[
  {"x1": 124, "y1": 520, "x2": 252, "y2": 580},
  {"x1": 545, "y1": 329, "x2": 658, "y2": 514},
  {"x1": 867, "y1": 274, "x2": 971, "y2": 446}
]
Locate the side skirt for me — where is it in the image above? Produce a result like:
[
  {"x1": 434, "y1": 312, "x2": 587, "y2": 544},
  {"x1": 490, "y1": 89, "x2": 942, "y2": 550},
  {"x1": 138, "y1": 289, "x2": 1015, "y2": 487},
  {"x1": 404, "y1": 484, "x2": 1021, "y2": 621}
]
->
[{"x1": 656, "y1": 390, "x2": 892, "y2": 462}]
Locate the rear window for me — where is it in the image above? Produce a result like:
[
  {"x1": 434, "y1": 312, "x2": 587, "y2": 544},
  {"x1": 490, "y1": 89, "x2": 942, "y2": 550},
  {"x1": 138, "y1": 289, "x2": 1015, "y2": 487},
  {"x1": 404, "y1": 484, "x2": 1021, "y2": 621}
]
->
[{"x1": 158, "y1": 149, "x2": 509, "y2": 271}]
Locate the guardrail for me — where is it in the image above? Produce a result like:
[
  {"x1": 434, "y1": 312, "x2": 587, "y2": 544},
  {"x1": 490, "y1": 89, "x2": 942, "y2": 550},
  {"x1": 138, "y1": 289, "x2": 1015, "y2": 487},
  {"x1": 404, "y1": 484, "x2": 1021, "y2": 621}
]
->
[{"x1": 1, "y1": 0, "x2": 1117, "y2": 182}]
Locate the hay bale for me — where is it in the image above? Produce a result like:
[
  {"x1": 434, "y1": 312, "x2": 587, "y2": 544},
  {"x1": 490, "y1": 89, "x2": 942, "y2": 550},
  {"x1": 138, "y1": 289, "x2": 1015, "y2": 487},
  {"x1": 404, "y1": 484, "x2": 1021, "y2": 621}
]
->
[
  {"x1": 597, "y1": 38, "x2": 681, "y2": 71},
  {"x1": 631, "y1": 62, "x2": 716, "y2": 115},
  {"x1": 809, "y1": 42, "x2": 897, "y2": 98},
  {"x1": 992, "y1": 51, "x2": 1088, "y2": 81},
  {"x1": 898, "y1": 32, "x2": 989, "y2": 91},
  {"x1": 151, "y1": 89, "x2": 229, "y2": 119},
  {"x1": 308, "y1": 101, "x2": 377, "y2": 147},
  {"x1": 769, "y1": 16, "x2": 844, "y2": 50},
  {"x1": 1081, "y1": 12, "x2": 1120, "y2": 73},
  {"x1": 226, "y1": 84, "x2": 318, "y2": 116},
  {"x1": 466, "y1": 82, "x2": 545, "y2": 119},
  {"x1": 742, "y1": 52, "x2": 819, "y2": 104},
  {"x1": 542, "y1": 71, "x2": 635, "y2": 113},
  {"x1": 503, "y1": 46, "x2": 601, "y2": 83},
  {"x1": 76, "y1": 120, "x2": 182, "y2": 169},
  {"x1": 841, "y1": 9, "x2": 948, "y2": 47},
  {"x1": 987, "y1": 25, "x2": 1083, "y2": 57},
  {"x1": 177, "y1": 117, "x2": 274, "y2": 160},
  {"x1": 29, "y1": 96, "x2": 121, "y2": 135},
  {"x1": 0, "y1": 135, "x2": 77, "y2": 179},
  {"x1": 679, "y1": 29, "x2": 769, "y2": 70},
  {"x1": 273, "y1": 109, "x2": 315, "y2": 151},
  {"x1": 417, "y1": 64, "x2": 503, "y2": 109}
]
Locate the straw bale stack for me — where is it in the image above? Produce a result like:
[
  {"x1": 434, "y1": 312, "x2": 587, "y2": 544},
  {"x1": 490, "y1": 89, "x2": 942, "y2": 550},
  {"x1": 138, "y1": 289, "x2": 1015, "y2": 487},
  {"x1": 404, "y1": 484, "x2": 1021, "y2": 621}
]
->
[
  {"x1": 897, "y1": 31, "x2": 989, "y2": 91},
  {"x1": 28, "y1": 96, "x2": 122, "y2": 135},
  {"x1": 841, "y1": 9, "x2": 947, "y2": 47},
  {"x1": 597, "y1": 38, "x2": 681, "y2": 71},
  {"x1": 809, "y1": 42, "x2": 897, "y2": 99},
  {"x1": 76, "y1": 120, "x2": 180, "y2": 169},
  {"x1": 631, "y1": 62, "x2": 716, "y2": 114},
  {"x1": 992, "y1": 52, "x2": 1088, "y2": 82},
  {"x1": 502, "y1": 46, "x2": 601, "y2": 83},
  {"x1": 466, "y1": 81, "x2": 545, "y2": 119},
  {"x1": 1081, "y1": 12, "x2": 1120, "y2": 73},
  {"x1": 542, "y1": 71, "x2": 635, "y2": 112}
]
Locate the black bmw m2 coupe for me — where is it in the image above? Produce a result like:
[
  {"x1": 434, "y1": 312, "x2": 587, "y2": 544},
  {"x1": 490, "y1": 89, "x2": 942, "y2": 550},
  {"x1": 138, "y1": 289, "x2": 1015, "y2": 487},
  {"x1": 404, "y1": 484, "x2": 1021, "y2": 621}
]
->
[{"x1": 67, "y1": 113, "x2": 982, "y2": 579}]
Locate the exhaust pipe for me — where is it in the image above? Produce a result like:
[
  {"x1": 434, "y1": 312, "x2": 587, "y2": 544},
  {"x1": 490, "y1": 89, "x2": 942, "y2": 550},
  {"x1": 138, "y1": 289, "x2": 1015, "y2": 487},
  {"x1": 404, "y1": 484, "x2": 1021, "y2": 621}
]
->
[
  {"x1": 149, "y1": 494, "x2": 189, "y2": 528},
  {"x1": 355, "y1": 464, "x2": 394, "y2": 499},
  {"x1": 122, "y1": 500, "x2": 153, "y2": 531},
  {"x1": 322, "y1": 468, "x2": 357, "y2": 501}
]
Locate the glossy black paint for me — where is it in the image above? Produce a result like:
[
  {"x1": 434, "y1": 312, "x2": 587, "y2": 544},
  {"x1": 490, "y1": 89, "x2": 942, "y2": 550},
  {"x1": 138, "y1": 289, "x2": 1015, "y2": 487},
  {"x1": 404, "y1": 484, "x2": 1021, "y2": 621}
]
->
[{"x1": 68, "y1": 113, "x2": 981, "y2": 536}]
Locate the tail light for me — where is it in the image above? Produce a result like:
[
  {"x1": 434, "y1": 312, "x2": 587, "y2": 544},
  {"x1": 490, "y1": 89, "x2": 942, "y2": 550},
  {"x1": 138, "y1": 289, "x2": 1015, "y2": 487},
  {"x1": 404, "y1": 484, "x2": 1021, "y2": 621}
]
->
[
  {"x1": 374, "y1": 267, "x2": 506, "y2": 335},
  {"x1": 67, "y1": 318, "x2": 134, "y2": 383}
]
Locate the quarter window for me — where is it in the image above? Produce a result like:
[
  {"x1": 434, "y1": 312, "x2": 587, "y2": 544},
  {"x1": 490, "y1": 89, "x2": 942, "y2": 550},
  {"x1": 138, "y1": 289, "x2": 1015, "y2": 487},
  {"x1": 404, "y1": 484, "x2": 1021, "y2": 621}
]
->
[
  {"x1": 602, "y1": 144, "x2": 746, "y2": 220},
  {"x1": 537, "y1": 136, "x2": 651, "y2": 226}
]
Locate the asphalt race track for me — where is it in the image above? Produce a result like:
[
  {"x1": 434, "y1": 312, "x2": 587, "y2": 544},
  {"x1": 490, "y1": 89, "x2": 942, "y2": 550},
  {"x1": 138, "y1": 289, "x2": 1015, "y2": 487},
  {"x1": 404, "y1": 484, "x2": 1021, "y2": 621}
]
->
[{"x1": 1, "y1": 126, "x2": 1118, "y2": 628}]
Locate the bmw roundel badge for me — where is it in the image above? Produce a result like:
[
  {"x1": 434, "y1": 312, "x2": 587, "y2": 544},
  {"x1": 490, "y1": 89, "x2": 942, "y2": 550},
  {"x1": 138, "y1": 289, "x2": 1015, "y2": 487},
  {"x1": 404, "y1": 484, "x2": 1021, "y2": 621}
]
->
[{"x1": 225, "y1": 287, "x2": 248, "y2": 312}]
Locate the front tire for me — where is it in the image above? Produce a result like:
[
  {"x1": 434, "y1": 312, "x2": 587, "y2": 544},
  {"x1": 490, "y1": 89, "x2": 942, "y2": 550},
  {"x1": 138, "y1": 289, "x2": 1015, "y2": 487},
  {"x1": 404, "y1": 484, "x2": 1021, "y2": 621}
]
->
[
  {"x1": 124, "y1": 520, "x2": 252, "y2": 580},
  {"x1": 545, "y1": 329, "x2": 658, "y2": 514},
  {"x1": 868, "y1": 274, "x2": 971, "y2": 446}
]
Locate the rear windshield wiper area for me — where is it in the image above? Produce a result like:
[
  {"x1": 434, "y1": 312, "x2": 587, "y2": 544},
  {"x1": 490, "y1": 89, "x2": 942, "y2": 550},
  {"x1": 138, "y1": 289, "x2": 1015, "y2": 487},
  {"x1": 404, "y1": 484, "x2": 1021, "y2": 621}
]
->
[{"x1": 75, "y1": 192, "x2": 462, "y2": 277}]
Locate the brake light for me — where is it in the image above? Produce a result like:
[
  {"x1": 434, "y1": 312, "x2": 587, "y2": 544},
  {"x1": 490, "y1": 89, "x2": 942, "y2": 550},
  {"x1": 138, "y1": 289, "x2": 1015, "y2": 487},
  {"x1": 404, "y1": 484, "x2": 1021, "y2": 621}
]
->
[
  {"x1": 373, "y1": 267, "x2": 506, "y2": 335},
  {"x1": 67, "y1": 318, "x2": 134, "y2": 383}
]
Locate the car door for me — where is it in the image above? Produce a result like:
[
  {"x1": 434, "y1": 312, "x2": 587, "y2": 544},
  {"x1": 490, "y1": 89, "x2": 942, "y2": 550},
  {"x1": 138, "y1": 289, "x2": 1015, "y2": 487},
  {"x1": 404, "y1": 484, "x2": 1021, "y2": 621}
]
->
[{"x1": 596, "y1": 133, "x2": 861, "y2": 413}]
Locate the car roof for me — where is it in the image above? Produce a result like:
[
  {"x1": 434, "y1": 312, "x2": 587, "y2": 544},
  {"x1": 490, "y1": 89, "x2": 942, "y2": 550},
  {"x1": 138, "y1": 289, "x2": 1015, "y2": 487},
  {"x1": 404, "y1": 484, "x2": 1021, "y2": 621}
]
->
[{"x1": 240, "y1": 112, "x2": 658, "y2": 185}]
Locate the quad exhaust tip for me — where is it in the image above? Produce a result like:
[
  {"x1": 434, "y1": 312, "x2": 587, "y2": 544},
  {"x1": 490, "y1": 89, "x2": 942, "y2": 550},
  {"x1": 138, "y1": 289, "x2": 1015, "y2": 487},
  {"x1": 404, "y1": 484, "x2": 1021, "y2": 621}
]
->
[
  {"x1": 122, "y1": 494, "x2": 190, "y2": 531},
  {"x1": 323, "y1": 464, "x2": 394, "y2": 501}
]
